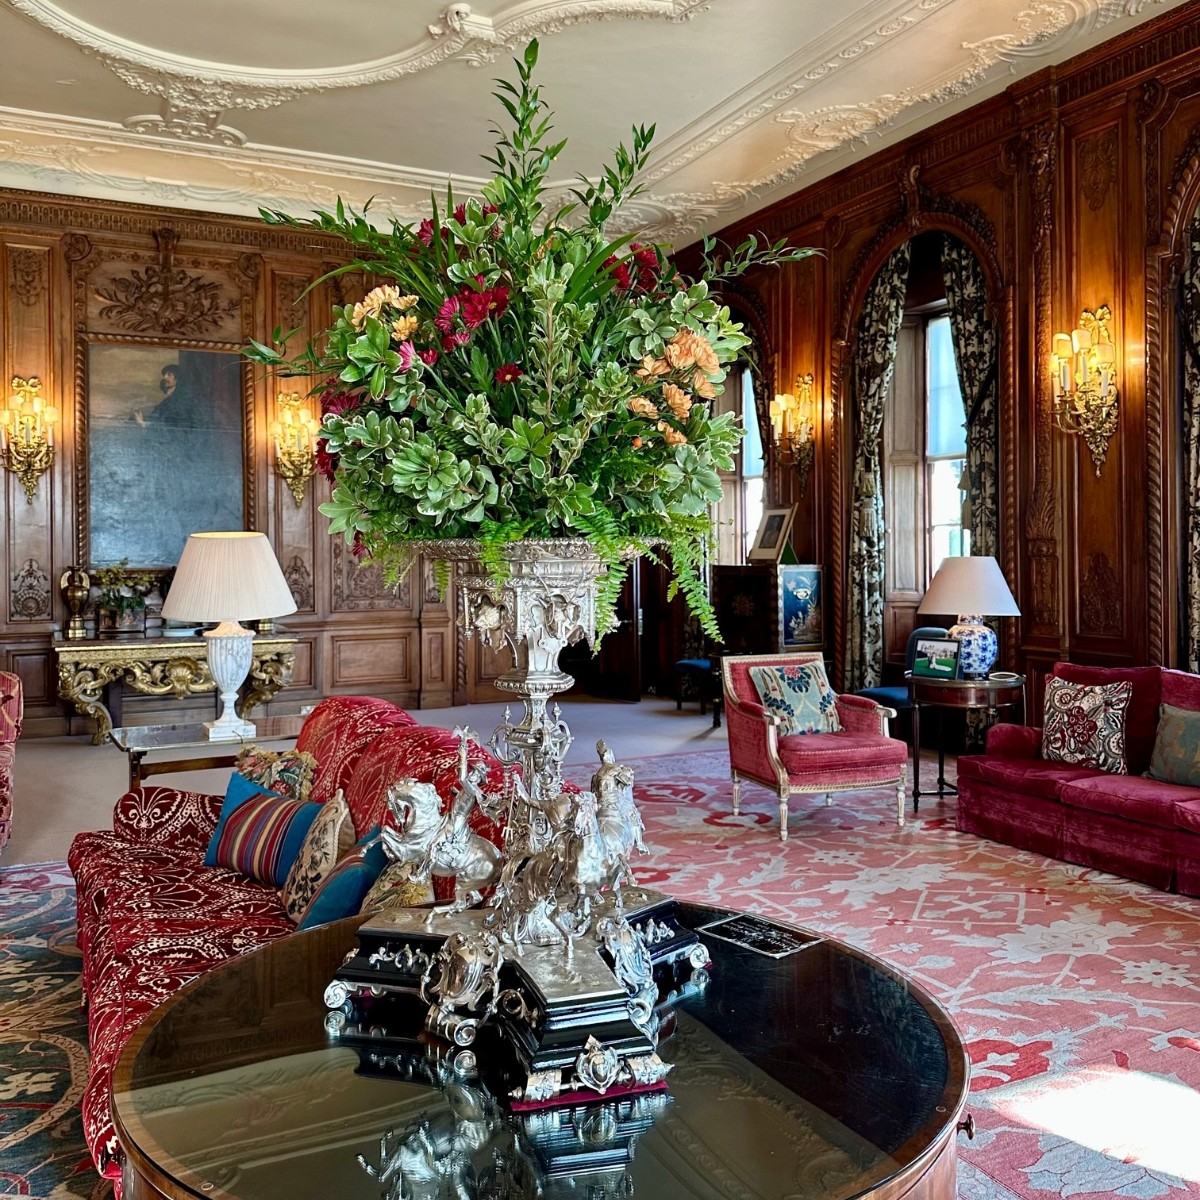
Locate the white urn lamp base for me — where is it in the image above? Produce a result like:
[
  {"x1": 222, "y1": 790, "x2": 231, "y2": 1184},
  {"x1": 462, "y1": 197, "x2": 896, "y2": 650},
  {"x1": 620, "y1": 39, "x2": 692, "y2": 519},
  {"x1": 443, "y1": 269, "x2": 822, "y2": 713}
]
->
[{"x1": 203, "y1": 620, "x2": 257, "y2": 741}]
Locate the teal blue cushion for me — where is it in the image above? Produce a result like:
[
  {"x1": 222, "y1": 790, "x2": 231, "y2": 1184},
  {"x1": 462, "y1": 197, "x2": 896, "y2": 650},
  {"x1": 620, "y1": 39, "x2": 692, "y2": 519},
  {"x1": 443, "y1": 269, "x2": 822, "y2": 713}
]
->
[
  {"x1": 749, "y1": 661, "x2": 842, "y2": 735},
  {"x1": 296, "y1": 829, "x2": 388, "y2": 930}
]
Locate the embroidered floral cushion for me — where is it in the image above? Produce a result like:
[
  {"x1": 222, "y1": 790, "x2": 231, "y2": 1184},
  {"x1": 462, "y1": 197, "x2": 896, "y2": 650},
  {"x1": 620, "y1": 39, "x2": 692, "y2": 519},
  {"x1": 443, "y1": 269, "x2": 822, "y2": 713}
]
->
[
  {"x1": 360, "y1": 860, "x2": 435, "y2": 912},
  {"x1": 297, "y1": 831, "x2": 388, "y2": 930},
  {"x1": 748, "y1": 661, "x2": 842, "y2": 735},
  {"x1": 280, "y1": 789, "x2": 356, "y2": 924},
  {"x1": 204, "y1": 773, "x2": 321, "y2": 886},
  {"x1": 1147, "y1": 702, "x2": 1200, "y2": 786},
  {"x1": 235, "y1": 746, "x2": 318, "y2": 804},
  {"x1": 1041, "y1": 676, "x2": 1132, "y2": 774}
]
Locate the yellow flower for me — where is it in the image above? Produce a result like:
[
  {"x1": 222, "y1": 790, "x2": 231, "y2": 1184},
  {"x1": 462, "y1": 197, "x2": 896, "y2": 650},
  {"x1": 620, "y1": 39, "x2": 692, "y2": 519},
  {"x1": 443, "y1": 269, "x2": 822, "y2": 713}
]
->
[
  {"x1": 662, "y1": 383, "x2": 693, "y2": 420},
  {"x1": 692, "y1": 370, "x2": 717, "y2": 400},
  {"x1": 391, "y1": 314, "x2": 420, "y2": 341},
  {"x1": 628, "y1": 396, "x2": 659, "y2": 420},
  {"x1": 636, "y1": 355, "x2": 670, "y2": 380},
  {"x1": 658, "y1": 420, "x2": 687, "y2": 446},
  {"x1": 395, "y1": 294, "x2": 419, "y2": 312}
]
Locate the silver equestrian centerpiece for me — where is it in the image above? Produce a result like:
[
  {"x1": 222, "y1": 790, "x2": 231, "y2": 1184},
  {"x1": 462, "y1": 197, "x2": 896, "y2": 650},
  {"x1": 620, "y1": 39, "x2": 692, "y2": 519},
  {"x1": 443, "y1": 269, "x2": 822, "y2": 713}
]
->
[{"x1": 325, "y1": 540, "x2": 711, "y2": 1104}]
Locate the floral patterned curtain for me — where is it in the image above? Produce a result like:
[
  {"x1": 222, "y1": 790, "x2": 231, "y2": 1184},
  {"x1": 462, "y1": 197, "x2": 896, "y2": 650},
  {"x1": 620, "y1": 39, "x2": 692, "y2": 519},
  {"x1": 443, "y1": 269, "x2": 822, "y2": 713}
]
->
[
  {"x1": 1180, "y1": 213, "x2": 1200, "y2": 672},
  {"x1": 941, "y1": 235, "x2": 999, "y2": 557},
  {"x1": 846, "y1": 242, "x2": 911, "y2": 691}
]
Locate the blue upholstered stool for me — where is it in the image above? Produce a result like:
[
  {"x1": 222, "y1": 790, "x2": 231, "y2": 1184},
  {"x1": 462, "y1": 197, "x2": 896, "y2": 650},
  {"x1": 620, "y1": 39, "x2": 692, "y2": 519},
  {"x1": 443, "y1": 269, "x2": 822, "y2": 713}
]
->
[{"x1": 674, "y1": 657, "x2": 714, "y2": 714}]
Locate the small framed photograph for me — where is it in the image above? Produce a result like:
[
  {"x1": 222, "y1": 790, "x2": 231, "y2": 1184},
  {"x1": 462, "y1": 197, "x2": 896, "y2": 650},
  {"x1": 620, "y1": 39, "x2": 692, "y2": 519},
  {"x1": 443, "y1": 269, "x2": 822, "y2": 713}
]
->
[
  {"x1": 748, "y1": 507, "x2": 796, "y2": 562},
  {"x1": 911, "y1": 636, "x2": 961, "y2": 679}
]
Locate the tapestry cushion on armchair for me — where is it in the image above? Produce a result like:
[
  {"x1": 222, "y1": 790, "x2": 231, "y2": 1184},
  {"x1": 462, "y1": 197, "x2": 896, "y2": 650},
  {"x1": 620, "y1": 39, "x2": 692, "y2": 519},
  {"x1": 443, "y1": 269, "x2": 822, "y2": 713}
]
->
[
  {"x1": 1041, "y1": 676, "x2": 1132, "y2": 774},
  {"x1": 204, "y1": 773, "x2": 320, "y2": 886},
  {"x1": 749, "y1": 661, "x2": 842, "y2": 735}
]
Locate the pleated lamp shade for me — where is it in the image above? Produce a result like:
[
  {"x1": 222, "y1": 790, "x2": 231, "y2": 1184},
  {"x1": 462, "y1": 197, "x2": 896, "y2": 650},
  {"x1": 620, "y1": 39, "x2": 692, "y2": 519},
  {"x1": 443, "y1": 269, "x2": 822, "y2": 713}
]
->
[
  {"x1": 917, "y1": 555, "x2": 1020, "y2": 618},
  {"x1": 161, "y1": 532, "x2": 297, "y2": 623}
]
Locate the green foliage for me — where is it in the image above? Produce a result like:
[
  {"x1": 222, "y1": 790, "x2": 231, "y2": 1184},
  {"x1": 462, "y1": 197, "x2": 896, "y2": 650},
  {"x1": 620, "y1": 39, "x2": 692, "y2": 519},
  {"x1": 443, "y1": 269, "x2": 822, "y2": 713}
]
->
[
  {"x1": 93, "y1": 560, "x2": 157, "y2": 615},
  {"x1": 244, "y1": 39, "x2": 813, "y2": 637}
]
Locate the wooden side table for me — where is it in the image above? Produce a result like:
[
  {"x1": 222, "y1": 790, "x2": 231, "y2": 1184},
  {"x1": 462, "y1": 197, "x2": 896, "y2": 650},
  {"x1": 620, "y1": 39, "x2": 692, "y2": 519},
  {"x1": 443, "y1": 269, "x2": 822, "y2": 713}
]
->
[{"x1": 907, "y1": 673, "x2": 1026, "y2": 812}]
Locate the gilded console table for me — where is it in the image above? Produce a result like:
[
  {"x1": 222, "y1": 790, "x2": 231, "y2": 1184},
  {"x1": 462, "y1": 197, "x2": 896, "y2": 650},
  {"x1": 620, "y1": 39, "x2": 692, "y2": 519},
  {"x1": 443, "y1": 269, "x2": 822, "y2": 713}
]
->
[{"x1": 53, "y1": 634, "x2": 296, "y2": 744}]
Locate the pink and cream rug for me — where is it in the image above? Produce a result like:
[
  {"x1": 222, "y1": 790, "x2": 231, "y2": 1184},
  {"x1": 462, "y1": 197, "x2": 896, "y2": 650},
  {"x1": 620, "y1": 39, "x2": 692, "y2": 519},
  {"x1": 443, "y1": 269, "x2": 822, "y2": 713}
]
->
[{"x1": 618, "y1": 749, "x2": 1200, "y2": 1199}]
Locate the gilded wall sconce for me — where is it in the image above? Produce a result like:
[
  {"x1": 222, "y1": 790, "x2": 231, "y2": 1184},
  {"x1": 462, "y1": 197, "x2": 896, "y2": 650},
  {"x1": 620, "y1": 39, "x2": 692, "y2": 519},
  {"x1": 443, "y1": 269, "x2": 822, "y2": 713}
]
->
[
  {"x1": 273, "y1": 391, "x2": 319, "y2": 507},
  {"x1": 769, "y1": 373, "x2": 816, "y2": 488},
  {"x1": 0, "y1": 376, "x2": 57, "y2": 504},
  {"x1": 1050, "y1": 305, "x2": 1118, "y2": 476}
]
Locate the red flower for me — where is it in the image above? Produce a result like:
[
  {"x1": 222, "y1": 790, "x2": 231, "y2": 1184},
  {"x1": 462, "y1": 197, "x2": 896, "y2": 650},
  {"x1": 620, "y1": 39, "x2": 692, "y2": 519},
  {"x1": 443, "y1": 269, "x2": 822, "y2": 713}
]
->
[
  {"x1": 351, "y1": 531, "x2": 369, "y2": 559},
  {"x1": 396, "y1": 341, "x2": 416, "y2": 372},
  {"x1": 418, "y1": 348, "x2": 439, "y2": 367},
  {"x1": 434, "y1": 295, "x2": 461, "y2": 333},
  {"x1": 417, "y1": 218, "x2": 435, "y2": 246},
  {"x1": 441, "y1": 331, "x2": 470, "y2": 352},
  {"x1": 495, "y1": 363, "x2": 523, "y2": 385},
  {"x1": 603, "y1": 254, "x2": 633, "y2": 291},
  {"x1": 316, "y1": 440, "x2": 339, "y2": 483},
  {"x1": 320, "y1": 388, "x2": 358, "y2": 417},
  {"x1": 461, "y1": 285, "x2": 509, "y2": 328},
  {"x1": 453, "y1": 203, "x2": 468, "y2": 225},
  {"x1": 491, "y1": 285, "x2": 510, "y2": 317}
]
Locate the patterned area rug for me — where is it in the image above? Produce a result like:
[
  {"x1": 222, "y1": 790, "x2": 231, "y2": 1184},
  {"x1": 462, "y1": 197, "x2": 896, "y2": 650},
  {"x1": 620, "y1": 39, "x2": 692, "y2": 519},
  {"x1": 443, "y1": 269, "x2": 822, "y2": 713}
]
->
[
  {"x1": 0, "y1": 862, "x2": 111, "y2": 1199},
  {"x1": 3, "y1": 749, "x2": 1200, "y2": 1199}
]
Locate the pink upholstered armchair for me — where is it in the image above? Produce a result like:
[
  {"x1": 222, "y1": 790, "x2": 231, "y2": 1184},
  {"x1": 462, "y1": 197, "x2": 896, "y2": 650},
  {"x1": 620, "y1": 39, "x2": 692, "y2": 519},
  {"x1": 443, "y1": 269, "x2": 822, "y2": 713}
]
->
[
  {"x1": 722, "y1": 653, "x2": 908, "y2": 839},
  {"x1": 0, "y1": 671, "x2": 23, "y2": 854}
]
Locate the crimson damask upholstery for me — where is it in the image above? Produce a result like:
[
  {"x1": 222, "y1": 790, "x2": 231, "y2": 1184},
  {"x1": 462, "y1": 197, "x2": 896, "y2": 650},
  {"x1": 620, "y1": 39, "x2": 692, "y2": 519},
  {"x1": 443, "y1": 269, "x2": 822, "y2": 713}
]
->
[
  {"x1": 68, "y1": 697, "x2": 503, "y2": 1189},
  {"x1": 0, "y1": 671, "x2": 22, "y2": 854},
  {"x1": 957, "y1": 663, "x2": 1200, "y2": 895}
]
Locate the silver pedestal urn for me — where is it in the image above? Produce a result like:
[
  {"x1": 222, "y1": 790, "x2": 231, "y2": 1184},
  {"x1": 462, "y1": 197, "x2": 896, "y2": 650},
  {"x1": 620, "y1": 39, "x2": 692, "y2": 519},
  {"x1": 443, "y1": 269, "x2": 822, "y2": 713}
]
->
[{"x1": 325, "y1": 539, "x2": 711, "y2": 1105}]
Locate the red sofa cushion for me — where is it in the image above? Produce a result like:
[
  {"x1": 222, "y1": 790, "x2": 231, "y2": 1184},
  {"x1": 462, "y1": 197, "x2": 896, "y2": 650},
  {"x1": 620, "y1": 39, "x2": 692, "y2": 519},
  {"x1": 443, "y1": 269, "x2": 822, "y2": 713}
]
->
[
  {"x1": 1050, "y1": 664, "x2": 1161, "y2": 775},
  {"x1": 777, "y1": 731, "x2": 907, "y2": 777},
  {"x1": 963, "y1": 756, "x2": 1105, "y2": 801},
  {"x1": 1058, "y1": 773, "x2": 1193, "y2": 831},
  {"x1": 1160, "y1": 668, "x2": 1200, "y2": 711},
  {"x1": 295, "y1": 696, "x2": 417, "y2": 807}
]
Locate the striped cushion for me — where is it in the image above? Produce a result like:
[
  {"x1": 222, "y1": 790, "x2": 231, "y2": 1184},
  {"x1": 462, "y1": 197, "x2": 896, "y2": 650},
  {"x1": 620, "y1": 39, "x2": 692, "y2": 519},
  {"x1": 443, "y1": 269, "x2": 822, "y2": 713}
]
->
[{"x1": 204, "y1": 772, "x2": 320, "y2": 886}]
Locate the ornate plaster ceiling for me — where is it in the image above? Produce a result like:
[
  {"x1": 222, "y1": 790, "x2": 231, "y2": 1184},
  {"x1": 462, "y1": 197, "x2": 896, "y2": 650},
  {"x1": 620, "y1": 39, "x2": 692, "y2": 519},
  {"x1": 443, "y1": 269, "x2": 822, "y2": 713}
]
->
[{"x1": 0, "y1": 0, "x2": 1186, "y2": 244}]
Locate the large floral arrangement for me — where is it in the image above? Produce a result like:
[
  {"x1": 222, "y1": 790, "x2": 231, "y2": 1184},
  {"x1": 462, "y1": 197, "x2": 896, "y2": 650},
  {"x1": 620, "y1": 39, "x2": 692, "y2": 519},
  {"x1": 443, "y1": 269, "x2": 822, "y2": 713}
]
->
[{"x1": 248, "y1": 42, "x2": 808, "y2": 636}]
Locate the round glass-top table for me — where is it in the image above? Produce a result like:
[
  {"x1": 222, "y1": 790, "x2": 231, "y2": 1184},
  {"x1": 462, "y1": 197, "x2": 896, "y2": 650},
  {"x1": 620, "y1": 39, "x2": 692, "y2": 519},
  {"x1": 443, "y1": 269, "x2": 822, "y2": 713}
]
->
[{"x1": 113, "y1": 903, "x2": 970, "y2": 1200}]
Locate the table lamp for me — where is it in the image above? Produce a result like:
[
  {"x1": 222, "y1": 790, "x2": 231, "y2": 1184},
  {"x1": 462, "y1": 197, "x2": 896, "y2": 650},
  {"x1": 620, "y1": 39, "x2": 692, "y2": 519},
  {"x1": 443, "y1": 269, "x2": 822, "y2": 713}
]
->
[
  {"x1": 917, "y1": 555, "x2": 1020, "y2": 679},
  {"x1": 161, "y1": 532, "x2": 297, "y2": 740}
]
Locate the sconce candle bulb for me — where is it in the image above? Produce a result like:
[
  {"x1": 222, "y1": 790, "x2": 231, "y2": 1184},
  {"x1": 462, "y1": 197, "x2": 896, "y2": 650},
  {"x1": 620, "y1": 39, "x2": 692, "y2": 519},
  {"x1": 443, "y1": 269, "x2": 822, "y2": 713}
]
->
[
  {"x1": 273, "y1": 391, "x2": 318, "y2": 507},
  {"x1": 1050, "y1": 305, "x2": 1119, "y2": 476},
  {"x1": 771, "y1": 372, "x2": 817, "y2": 488},
  {"x1": 1, "y1": 375, "x2": 56, "y2": 503}
]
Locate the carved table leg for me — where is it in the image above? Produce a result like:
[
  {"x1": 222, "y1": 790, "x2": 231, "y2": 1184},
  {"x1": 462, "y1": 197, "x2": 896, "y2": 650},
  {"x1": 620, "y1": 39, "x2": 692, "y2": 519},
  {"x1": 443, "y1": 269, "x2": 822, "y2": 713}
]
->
[{"x1": 57, "y1": 662, "x2": 118, "y2": 745}]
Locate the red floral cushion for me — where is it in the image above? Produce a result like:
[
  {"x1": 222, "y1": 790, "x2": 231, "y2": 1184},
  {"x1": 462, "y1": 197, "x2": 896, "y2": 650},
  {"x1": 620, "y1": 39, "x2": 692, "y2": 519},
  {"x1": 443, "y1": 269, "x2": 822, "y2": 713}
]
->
[{"x1": 1041, "y1": 676, "x2": 1132, "y2": 773}]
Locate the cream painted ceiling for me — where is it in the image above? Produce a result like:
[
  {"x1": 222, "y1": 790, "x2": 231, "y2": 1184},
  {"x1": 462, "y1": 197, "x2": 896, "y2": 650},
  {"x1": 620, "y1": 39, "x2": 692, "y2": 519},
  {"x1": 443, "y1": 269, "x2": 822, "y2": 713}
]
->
[{"x1": 0, "y1": 0, "x2": 1187, "y2": 245}]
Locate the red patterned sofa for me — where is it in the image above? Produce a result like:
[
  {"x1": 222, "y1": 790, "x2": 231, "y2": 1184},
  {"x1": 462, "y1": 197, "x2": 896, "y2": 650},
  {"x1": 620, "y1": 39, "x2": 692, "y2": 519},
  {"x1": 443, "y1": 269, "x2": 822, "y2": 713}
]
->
[
  {"x1": 67, "y1": 696, "x2": 506, "y2": 1190},
  {"x1": 0, "y1": 671, "x2": 21, "y2": 855},
  {"x1": 957, "y1": 663, "x2": 1200, "y2": 895}
]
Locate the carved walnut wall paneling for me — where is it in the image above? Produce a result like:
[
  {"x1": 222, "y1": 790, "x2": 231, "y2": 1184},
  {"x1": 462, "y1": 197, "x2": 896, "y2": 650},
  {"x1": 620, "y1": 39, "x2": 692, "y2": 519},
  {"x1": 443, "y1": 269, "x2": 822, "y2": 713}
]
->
[
  {"x1": 1080, "y1": 128, "x2": 1119, "y2": 212},
  {"x1": 330, "y1": 535, "x2": 409, "y2": 612},
  {"x1": 0, "y1": 196, "x2": 444, "y2": 732},
  {"x1": 1080, "y1": 552, "x2": 1122, "y2": 636}
]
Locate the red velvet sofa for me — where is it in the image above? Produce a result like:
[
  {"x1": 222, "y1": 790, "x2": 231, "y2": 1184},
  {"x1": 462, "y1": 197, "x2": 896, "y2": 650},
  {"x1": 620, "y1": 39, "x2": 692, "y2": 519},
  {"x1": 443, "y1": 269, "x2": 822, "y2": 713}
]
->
[
  {"x1": 67, "y1": 696, "x2": 506, "y2": 1191},
  {"x1": 957, "y1": 663, "x2": 1200, "y2": 896}
]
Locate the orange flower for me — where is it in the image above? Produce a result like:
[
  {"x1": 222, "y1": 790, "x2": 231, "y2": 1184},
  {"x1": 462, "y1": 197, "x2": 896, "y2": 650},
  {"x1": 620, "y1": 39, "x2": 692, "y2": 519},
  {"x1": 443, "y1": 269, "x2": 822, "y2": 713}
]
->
[
  {"x1": 666, "y1": 329, "x2": 719, "y2": 374},
  {"x1": 350, "y1": 284, "x2": 406, "y2": 329},
  {"x1": 658, "y1": 420, "x2": 687, "y2": 446},
  {"x1": 662, "y1": 383, "x2": 693, "y2": 420},
  {"x1": 692, "y1": 370, "x2": 717, "y2": 400},
  {"x1": 636, "y1": 355, "x2": 670, "y2": 380},
  {"x1": 628, "y1": 396, "x2": 659, "y2": 419}
]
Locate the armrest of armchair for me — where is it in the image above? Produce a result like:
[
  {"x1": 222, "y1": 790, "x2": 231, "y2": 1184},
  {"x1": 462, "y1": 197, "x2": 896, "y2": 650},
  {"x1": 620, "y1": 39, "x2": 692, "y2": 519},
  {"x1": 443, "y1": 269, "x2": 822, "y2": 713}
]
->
[
  {"x1": 723, "y1": 690, "x2": 787, "y2": 782},
  {"x1": 112, "y1": 785, "x2": 224, "y2": 852},
  {"x1": 835, "y1": 692, "x2": 895, "y2": 736},
  {"x1": 0, "y1": 670, "x2": 22, "y2": 743},
  {"x1": 984, "y1": 723, "x2": 1043, "y2": 758}
]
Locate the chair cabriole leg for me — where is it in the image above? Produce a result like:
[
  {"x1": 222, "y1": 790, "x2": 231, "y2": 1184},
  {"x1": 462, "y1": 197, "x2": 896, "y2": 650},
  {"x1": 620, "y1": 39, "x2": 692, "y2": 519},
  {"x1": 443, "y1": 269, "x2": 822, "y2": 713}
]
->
[
  {"x1": 896, "y1": 781, "x2": 906, "y2": 828},
  {"x1": 731, "y1": 772, "x2": 740, "y2": 816},
  {"x1": 779, "y1": 795, "x2": 789, "y2": 841}
]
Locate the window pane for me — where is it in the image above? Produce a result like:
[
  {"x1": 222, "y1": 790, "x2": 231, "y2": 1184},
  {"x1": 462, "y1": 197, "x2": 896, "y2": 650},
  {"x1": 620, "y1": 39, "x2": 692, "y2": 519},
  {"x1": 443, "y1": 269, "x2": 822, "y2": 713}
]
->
[
  {"x1": 927, "y1": 316, "x2": 966, "y2": 457},
  {"x1": 743, "y1": 476, "x2": 764, "y2": 562},
  {"x1": 742, "y1": 371, "x2": 764, "y2": 480},
  {"x1": 928, "y1": 457, "x2": 969, "y2": 576}
]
